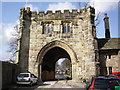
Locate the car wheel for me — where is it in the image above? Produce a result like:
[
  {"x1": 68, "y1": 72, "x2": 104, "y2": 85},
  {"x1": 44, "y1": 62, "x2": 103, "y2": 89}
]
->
[
  {"x1": 35, "y1": 80, "x2": 38, "y2": 85},
  {"x1": 29, "y1": 81, "x2": 33, "y2": 86},
  {"x1": 16, "y1": 84, "x2": 19, "y2": 86},
  {"x1": 35, "y1": 81, "x2": 38, "y2": 85}
]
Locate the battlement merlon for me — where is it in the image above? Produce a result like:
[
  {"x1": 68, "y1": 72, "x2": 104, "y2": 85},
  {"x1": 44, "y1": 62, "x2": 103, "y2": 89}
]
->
[
  {"x1": 20, "y1": 7, "x2": 31, "y2": 20},
  {"x1": 20, "y1": 6, "x2": 95, "y2": 20}
]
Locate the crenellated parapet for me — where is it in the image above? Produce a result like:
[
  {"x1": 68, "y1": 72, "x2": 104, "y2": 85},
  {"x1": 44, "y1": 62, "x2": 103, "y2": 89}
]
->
[
  {"x1": 20, "y1": 7, "x2": 31, "y2": 30},
  {"x1": 20, "y1": 6, "x2": 95, "y2": 21},
  {"x1": 20, "y1": 7, "x2": 31, "y2": 20}
]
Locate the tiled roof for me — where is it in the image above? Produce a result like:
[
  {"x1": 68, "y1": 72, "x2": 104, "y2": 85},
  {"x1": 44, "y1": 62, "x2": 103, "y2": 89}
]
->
[{"x1": 97, "y1": 38, "x2": 120, "y2": 50}]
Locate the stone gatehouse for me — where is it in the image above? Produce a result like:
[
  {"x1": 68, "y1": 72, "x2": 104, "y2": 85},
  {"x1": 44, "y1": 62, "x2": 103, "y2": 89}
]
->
[{"x1": 16, "y1": 6, "x2": 120, "y2": 81}]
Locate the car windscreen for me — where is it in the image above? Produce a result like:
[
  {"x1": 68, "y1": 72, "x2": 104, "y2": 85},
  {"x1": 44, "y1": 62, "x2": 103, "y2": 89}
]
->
[
  {"x1": 94, "y1": 79, "x2": 120, "y2": 89},
  {"x1": 94, "y1": 79, "x2": 109, "y2": 89},
  {"x1": 115, "y1": 73, "x2": 120, "y2": 76},
  {"x1": 18, "y1": 74, "x2": 29, "y2": 77},
  {"x1": 108, "y1": 80, "x2": 120, "y2": 87}
]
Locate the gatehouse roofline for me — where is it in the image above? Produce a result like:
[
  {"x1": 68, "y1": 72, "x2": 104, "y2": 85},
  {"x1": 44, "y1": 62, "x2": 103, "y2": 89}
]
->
[{"x1": 20, "y1": 6, "x2": 95, "y2": 19}]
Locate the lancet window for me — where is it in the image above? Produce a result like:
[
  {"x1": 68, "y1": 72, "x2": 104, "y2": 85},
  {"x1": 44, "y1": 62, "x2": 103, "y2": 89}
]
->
[
  {"x1": 42, "y1": 23, "x2": 51, "y2": 34},
  {"x1": 62, "y1": 23, "x2": 71, "y2": 33}
]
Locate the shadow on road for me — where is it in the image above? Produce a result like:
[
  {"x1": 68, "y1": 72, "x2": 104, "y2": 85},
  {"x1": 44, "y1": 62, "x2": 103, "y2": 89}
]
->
[
  {"x1": 5, "y1": 81, "x2": 51, "y2": 90},
  {"x1": 3, "y1": 79, "x2": 73, "y2": 90},
  {"x1": 39, "y1": 83, "x2": 50, "y2": 86},
  {"x1": 12, "y1": 84, "x2": 39, "y2": 90}
]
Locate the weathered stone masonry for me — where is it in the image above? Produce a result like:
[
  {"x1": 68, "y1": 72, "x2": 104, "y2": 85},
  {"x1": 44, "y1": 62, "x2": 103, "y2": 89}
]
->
[{"x1": 17, "y1": 6, "x2": 100, "y2": 81}]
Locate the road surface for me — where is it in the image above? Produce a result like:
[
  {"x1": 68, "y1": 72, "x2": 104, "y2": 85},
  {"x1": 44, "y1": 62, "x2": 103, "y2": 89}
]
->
[{"x1": 11, "y1": 80, "x2": 85, "y2": 89}]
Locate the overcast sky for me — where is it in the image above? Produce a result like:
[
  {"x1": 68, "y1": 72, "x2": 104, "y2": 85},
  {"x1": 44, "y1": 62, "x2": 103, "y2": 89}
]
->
[{"x1": 0, "y1": 0, "x2": 119, "y2": 60}]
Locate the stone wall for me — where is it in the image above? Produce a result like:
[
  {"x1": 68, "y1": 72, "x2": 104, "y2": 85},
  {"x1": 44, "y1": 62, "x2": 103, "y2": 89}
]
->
[
  {"x1": 99, "y1": 50, "x2": 119, "y2": 75},
  {"x1": 2, "y1": 61, "x2": 20, "y2": 89}
]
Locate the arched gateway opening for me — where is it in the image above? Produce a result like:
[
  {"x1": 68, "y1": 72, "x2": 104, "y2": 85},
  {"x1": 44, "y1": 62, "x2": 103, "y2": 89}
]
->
[
  {"x1": 42, "y1": 47, "x2": 71, "y2": 81},
  {"x1": 37, "y1": 41, "x2": 77, "y2": 81}
]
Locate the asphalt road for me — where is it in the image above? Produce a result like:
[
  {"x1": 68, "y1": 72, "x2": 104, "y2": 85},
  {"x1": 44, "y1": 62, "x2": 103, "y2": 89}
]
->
[
  {"x1": 10, "y1": 80, "x2": 85, "y2": 90},
  {"x1": 55, "y1": 74, "x2": 67, "y2": 80},
  {"x1": 9, "y1": 74, "x2": 84, "y2": 90}
]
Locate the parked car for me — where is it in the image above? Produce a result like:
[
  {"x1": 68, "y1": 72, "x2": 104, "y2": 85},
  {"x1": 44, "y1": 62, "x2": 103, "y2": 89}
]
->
[
  {"x1": 16, "y1": 73, "x2": 38, "y2": 86},
  {"x1": 111, "y1": 72, "x2": 120, "y2": 79},
  {"x1": 86, "y1": 76, "x2": 120, "y2": 90}
]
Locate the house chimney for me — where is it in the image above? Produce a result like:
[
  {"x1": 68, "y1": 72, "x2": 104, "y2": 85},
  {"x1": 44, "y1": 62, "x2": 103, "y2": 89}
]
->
[{"x1": 104, "y1": 13, "x2": 111, "y2": 38}]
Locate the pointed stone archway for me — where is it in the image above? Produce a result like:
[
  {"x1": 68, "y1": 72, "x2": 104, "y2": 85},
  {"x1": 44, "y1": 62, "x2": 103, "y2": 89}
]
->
[{"x1": 37, "y1": 40, "x2": 78, "y2": 81}]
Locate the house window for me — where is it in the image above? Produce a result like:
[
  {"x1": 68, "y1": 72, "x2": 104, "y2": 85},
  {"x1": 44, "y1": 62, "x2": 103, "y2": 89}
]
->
[
  {"x1": 46, "y1": 25, "x2": 51, "y2": 34},
  {"x1": 62, "y1": 24, "x2": 70, "y2": 33},
  {"x1": 62, "y1": 24, "x2": 67, "y2": 33},
  {"x1": 42, "y1": 24, "x2": 51, "y2": 34},
  {"x1": 42, "y1": 25, "x2": 46, "y2": 34},
  {"x1": 67, "y1": 24, "x2": 70, "y2": 33}
]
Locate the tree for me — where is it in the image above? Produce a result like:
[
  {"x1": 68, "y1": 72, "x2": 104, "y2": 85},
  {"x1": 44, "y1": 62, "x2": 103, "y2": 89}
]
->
[
  {"x1": 78, "y1": 2, "x2": 101, "y2": 27},
  {"x1": 61, "y1": 58, "x2": 71, "y2": 74},
  {"x1": 8, "y1": 24, "x2": 19, "y2": 62}
]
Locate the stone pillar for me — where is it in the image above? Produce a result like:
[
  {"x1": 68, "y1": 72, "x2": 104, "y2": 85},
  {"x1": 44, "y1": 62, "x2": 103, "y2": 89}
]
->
[
  {"x1": 38, "y1": 64, "x2": 42, "y2": 82},
  {"x1": 72, "y1": 62, "x2": 79, "y2": 81}
]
